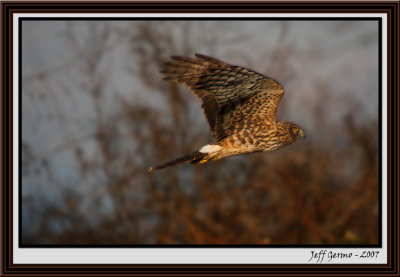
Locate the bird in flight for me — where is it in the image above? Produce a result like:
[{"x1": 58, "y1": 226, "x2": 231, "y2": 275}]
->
[{"x1": 148, "y1": 54, "x2": 304, "y2": 171}]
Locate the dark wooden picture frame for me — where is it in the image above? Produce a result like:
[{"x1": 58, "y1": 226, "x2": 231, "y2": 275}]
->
[{"x1": 1, "y1": 1, "x2": 398, "y2": 276}]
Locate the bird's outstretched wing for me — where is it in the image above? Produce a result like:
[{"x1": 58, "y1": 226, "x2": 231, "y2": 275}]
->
[{"x1": 161, "y1": 54, "x2": 284, "y2": 142}]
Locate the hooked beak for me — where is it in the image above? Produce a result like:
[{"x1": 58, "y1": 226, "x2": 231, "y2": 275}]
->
[{"x1": 300, "y1": 129, "x2": 306, "y2": 139}]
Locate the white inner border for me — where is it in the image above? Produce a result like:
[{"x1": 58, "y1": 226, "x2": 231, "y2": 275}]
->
[{"x1": 13, "y1": 13, "x2": 388, "y2": 265}]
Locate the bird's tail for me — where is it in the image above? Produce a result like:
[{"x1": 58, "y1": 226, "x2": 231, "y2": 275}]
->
[{"x1": 148, "y1": 151, "x2": 209, "y2": 172}]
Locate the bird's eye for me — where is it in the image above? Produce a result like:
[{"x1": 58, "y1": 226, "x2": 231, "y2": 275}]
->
[{"x1": 293, "y1": 127, "x2": 299, "y2": 133}]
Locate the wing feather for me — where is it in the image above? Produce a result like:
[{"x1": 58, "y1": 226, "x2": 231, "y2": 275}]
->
[{"x1": 161, "y1": 54, "x2": 284, "y2": 141}]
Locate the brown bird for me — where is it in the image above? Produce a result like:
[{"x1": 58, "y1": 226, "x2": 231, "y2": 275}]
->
[{"x1": 148, "y1": 54, "x2": 305, "y2": 172}]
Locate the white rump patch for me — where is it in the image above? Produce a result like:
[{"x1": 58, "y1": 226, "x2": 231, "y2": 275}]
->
[{"x1": 199, "y1": 144, "x2": 222, "y2": 154}]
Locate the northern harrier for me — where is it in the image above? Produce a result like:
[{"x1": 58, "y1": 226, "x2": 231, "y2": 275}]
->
[{"x1": 148, "y1": 54, "x2": 304, "y2": 171}]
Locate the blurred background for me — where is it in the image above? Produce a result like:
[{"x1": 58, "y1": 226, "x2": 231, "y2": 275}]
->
[{"x1": 21, "y1": 20, "x2": 379, "y2": 245}]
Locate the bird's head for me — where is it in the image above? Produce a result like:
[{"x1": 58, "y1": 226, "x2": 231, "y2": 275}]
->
[{"x1": 288, "y1": 123, "x2": 305, "y2": 140}]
